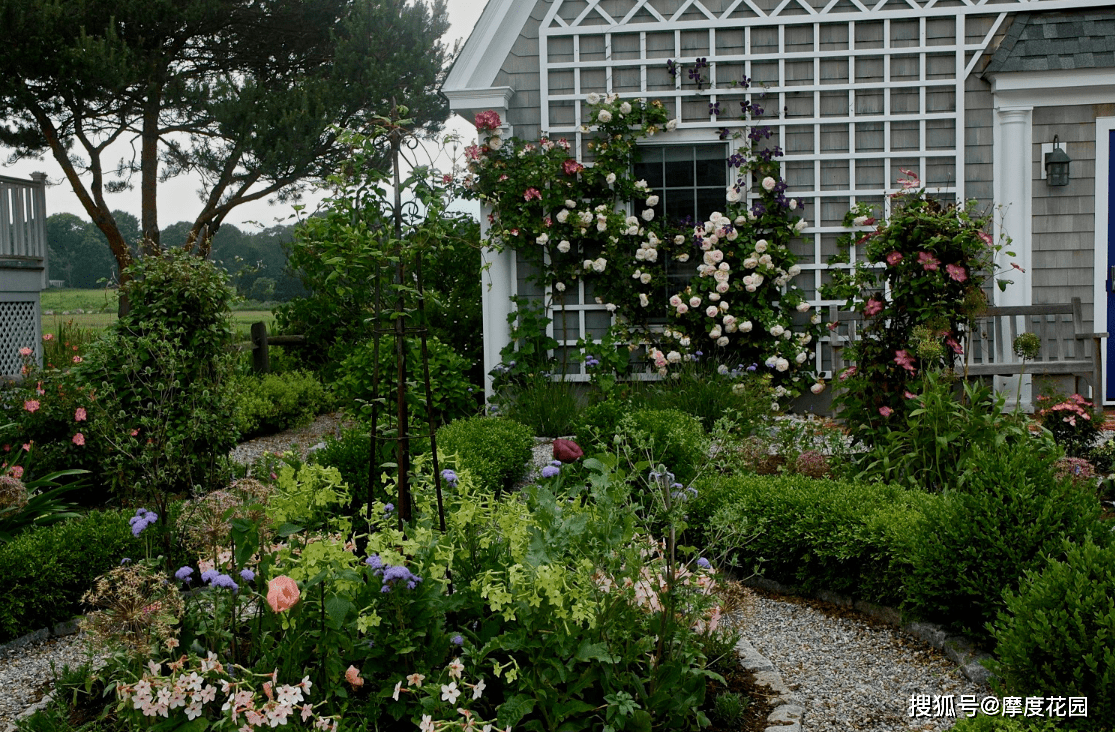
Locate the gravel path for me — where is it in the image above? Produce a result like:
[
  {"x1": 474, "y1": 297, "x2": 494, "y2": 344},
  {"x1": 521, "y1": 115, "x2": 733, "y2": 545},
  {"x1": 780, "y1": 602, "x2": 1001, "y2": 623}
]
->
[
  {"x1": 741, "y1": 594, "x2": 987, "y2": 730},
  {"x1": 0, "y1": 633, "x2": 105, "y2": 731}
]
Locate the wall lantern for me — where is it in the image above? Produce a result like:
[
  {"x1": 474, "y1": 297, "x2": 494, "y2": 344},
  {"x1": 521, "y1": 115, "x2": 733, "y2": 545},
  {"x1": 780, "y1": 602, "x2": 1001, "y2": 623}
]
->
[{"x1": 1044, "y1": 135, "x2": 1071, "y2": 187}]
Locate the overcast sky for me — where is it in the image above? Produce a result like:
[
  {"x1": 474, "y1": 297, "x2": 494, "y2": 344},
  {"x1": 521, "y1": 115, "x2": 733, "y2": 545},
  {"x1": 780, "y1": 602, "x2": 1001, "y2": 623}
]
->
[{"x1": 2, "y1": 0, "x2": 487, "y2": 233}]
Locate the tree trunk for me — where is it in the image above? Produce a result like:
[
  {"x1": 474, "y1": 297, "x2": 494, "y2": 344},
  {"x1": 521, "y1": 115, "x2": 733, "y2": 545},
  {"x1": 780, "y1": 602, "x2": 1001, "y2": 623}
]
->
[{"x1": 140, "y1": 91, "x2": 161, "y2": 254}]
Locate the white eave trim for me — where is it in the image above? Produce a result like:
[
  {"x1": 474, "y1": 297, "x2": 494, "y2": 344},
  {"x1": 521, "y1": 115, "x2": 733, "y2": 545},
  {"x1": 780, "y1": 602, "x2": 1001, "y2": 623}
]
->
[
  {"x1": 442, "y1": 0, "x2": 538, "y2": 93},
  {"x1": 990, "y1": 67, "x2": 1115, "y2": 108},
  {"x1": 443, "y1": 87, "x2": 516, "y2": 123}
]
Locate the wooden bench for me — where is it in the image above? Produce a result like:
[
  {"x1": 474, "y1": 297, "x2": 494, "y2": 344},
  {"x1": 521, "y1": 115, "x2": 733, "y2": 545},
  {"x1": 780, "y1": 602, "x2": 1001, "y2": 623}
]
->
[{"x1": 828, "y1": 297, "x2": 1107, "y2": 403}]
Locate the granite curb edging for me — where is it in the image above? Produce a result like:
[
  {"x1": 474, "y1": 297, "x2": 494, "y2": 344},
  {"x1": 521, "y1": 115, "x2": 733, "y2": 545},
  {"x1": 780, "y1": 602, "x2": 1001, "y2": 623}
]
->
[
  {"x1": 0, "y1": 618, "x2": 82, "y2": 658},
  {"x1": 744, "y1": 576, "x2": 995, "y2": 686},
  {"x1": 735, "y1": 637, "x2": 805, "y2": 731}
]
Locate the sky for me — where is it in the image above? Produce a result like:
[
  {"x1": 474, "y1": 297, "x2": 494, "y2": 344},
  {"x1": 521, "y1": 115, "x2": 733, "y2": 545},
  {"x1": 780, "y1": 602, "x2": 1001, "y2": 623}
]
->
[{"x1": 1, "y1": 0, "x2": 488, "y2": 233}]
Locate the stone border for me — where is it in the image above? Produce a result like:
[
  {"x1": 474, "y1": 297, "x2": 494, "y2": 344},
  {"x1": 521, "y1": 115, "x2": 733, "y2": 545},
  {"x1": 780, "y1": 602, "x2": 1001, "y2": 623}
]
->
[
  {"x1": 0, "y1": 618, "x2": 82, "y2": 658},
  {"x1": 735, "y1": 637, "x2": 804, "y2": 731},
  {"x1": 745, "y1": 577, "x2": 994, "y2": 685}
]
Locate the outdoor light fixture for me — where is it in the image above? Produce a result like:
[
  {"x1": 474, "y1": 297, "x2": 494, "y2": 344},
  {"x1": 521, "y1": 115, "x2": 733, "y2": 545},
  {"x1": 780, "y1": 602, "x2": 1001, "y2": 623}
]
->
[{"x1": 1044, "y1": 135, "x2": 1071, "y2": 187}]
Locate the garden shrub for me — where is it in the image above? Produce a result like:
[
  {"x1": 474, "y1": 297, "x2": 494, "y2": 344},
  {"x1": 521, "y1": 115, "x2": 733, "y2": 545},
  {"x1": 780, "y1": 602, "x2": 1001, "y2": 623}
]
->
[
  {"x1": 573, "y1": 399, "x2": 629, "y2": 453},
  {"x1": 1035, "y1": 393, "x2": 1103, "y2": 460},
  {"x1": 497, "y1": 376, "x2": 582, "y2": 438},
  {"x1": 230, "y1": 370, "x2": 329, "y2": 439},
  {"x1": 333, "y1": 335, "x2": 476, "y2": 427},
  {"x1": 436, "y1": 416, "x2": 533, "y2": 494},
  {"x1": 617, "y1": 408, "x2": 708, "y2": 487},
  {"x1": 0, "y1": 509, "x2": 140, "y2": 643},
  {"x1": 628, "y1": 366, "x2": 775, "y2": 433},
  {"x1": 80, "y1": 250, "x2": 237, "y2": 504},
  {"x1": 905, "y1": 441, "x2": 1106, "y2": 641},
  {"x1": 990, "y1": 537, "x2": 1115, "y2": 729},
  {"x1": 702, "y1": 474, "x2": 936, "y2": 605}
]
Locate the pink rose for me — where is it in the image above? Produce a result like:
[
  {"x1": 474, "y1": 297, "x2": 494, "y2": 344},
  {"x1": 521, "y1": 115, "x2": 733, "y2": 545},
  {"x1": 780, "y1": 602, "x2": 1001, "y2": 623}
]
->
[
  {"x1": 474, "y1": 110, "x2": 502, "y2": 132},
  {"x1": 23, "y1": 400, "x2": 40, "y2": 413},
  {"x1": 72, "y1": 433, "x2": 85, "y2": 446},
  {"x1": 74, "y1": 408, "x2": 87, "y2": 422},
  {"x1": 562, "y1": 159, "x2": 584, "y2": 176},
  {"x1": 18, "y1": 347, "x2": 32, "y2": 357},
  {"x1": 266, "y1": 576, "x2": 301, "y2": 613}
]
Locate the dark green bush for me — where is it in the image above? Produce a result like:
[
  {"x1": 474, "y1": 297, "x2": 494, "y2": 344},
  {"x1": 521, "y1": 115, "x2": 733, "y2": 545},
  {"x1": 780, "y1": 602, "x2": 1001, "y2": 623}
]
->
[
  {"x1": 231, "y1": 370, "x2": 329, "y2": 439},
  {"x1": 990, "y1": 537, "x2": 1115, "y2": 730},
  {"x1": 498, "y1": 377, "x2": 582, "y2": 438},
  {"x1": 0, "y1": 510, "x2": 140, "y2": 643},
  {"x1": 617, "y1": 409, "x2": 708, "y2": 486},
  {"x1": 436, "y1": 416, "x2": 533, "y2": 493},
  {"x1": 334, "y1": 336, "x2": 476, "y2": 427},
  {"x1": 626, "y1": 366, "x2": 774, "y2": 433},
  {"x1": 573, "y1": 399, "x2": 628, "y2": 452},
  {"x1": 702, "y1": 474, "x2": 936, "y2": 605},
  {"x1": 905, "y1": 441, "x2": 1106, "y2": 641}
]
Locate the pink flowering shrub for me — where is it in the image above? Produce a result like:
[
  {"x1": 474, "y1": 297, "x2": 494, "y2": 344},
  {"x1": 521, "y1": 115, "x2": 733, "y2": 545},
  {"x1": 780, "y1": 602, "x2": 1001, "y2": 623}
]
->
[{"x1": 1036, "y1": 393, "x2": 1103, "y2": 458}]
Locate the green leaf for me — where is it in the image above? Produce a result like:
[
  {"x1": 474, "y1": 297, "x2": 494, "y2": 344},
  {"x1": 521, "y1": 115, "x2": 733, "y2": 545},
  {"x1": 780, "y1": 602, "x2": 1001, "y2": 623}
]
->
[
  {"x1": 497, "y1": 694, "x2": 536, "y2": 728},
  {"x1": 324, "y1": 596, "x2": 354, "y2": 629},
  {"x1": 277, "y1": 523, "x2": 303, "y2": 538}
]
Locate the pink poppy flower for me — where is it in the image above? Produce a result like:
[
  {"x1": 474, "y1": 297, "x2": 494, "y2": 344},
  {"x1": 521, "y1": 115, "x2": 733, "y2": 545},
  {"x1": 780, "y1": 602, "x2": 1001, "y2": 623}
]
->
[
  {"x1": 863, "y1": 299, "x2": 883, "y2": 317},
  {"x1": 18, "y1": 347, "x2": 32, "y2": 357},
  {"x1": 23, "y1": 400, "x2": 40, "y2": 413},
  {"x1": 945, "y1": 264, "x2": 967, "y2": 282},
  {"x1": 879, "y1": 406, "x2": 894, "y2": 417},
  {"x1": 72, "y1": 433, "x2": 85, "y2": 446},
  {"x1": 894, "y1": 350, "x2": 916, "y2": 373},
  {"x1": 885, "y1": 251, "x2": 903, "y2": 266},
  {"x1": 266, "y1": 576, "x2": 301, "y2": 613},
  {"x1": 917, "y1": 252, "x2": 939, "y2": 272},
  {"x1": 75, "y1": 407, "x2": 87, "y2": 422}
]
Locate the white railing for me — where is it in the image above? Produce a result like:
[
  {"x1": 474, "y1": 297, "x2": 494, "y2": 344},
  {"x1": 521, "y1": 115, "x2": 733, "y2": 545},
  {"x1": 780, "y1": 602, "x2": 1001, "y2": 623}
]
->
[{"x1": 0, "y1": 173, "x2": 47, "y2": 261}]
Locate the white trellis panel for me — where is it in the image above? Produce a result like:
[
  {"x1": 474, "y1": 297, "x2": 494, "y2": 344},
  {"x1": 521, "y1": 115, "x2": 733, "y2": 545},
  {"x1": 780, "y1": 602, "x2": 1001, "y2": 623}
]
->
[{"x1": 532, "y1": 0, "x2": 1107, "y2": 376}]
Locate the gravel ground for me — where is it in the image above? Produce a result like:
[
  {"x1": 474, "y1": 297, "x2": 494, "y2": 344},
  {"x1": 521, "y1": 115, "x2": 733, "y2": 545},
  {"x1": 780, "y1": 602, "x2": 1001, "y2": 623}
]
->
[
  {"x1": 739, "y1": 594, "x2": 988, "y2": 731},
  {"x1": 227, "y1": 411, "x2": 356, "y2": 465},
  {"x1": 0, "y1": 633, "x2": 105, "y2": 731}
]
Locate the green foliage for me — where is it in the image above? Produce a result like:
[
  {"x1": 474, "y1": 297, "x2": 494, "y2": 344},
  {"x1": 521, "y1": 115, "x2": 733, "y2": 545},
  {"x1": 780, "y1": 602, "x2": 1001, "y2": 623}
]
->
[
  {"x1": 436, "y1": 417, "x2": 534, "y2": 494},
  {"x1": 574, "y1": 400, "x2": 629, "y2": 453},
  {"x1": 266, "y1": 463, "x2": 351, "y2": 530},
  {"x1": 0, "y1": 510, "x2": 140, "y2": 643},
  {"x1": 80, "y1": 250, "x2": 237, "y2": 504},
  {"x1": 990, "y1": 537, "x2": 1115, "y2": 730},
  {"x1": 823, "y1": 186, "x2": 1008, "y2": 444},
  {"x1": 855, "y1": 372, "x2": 1050, "y2": 492},
  {"x1": 949, "y1": 716, "x2": 1060, "y2": 732},
  {"x1": 711, "y1": 692, "x2": 749, "y2": 726},
  {"x1": 627, "y1": 364, "x2": 775, "y2": 433},
  {"x1": 1035, "y1": 393, "x2": 1103, "y2": 460},
  {"x1": 0, "y1": 465, "x2": 84, "y2": 545},
  {"x1": 230, "y1": 370, "x2": 329, "y2": 439},
  {"x1": 616, "y1": 409, "x2": 708, "y2": 487},
  {"x1": 334, "y1": 336, "x2": 476, "y2": 427},
  {"x1": 905, "y1": 442, "x2": 1106, "y2": 640},
  {"x1": 497, "y1": 377, "x2": 582, "y2": 439},
  {"x1": 703, "y1": 474, "x2": 936, "y2": 605}
]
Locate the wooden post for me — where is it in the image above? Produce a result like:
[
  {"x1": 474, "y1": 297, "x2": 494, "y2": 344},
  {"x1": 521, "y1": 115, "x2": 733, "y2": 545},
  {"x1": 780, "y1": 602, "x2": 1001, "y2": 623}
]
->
[{"x1": 251, "y1": 321, "x2": 270, "y2": 374}]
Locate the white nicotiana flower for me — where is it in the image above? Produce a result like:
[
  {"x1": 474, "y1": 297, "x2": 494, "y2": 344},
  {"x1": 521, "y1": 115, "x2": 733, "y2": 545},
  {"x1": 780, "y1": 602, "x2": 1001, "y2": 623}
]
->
[
  {"x1": 586, "y1": 92, "x2": 601, "y2": 105},
  {"x1": 755, "y1": 240, "x2": 768, "y2": 253},
  {"x1": 620, "y1": 101, "x2": 632, "y2": 114},
  {"x1": 488, "y1": 136, "x2": 503, "y2": 150},
  {"x1": 646, "y1": 195, "x2": 659, "y2": 207},
  {"x1": 770, "y1": 324, "x2": 785, "y2": 337},
  {"x1": 606, "y1": 172, "x2": 617, "y2": 184},
  {"x1": 811, "y1": 382, "x2": 825, "y2": 395},
  {"x1": 642, "y1": 209, "x2": 655, "y2": 222},
  {"x1": 639, "y1": 293, "x2": 649, "y2": 307},
  {"x1": 796, "y1": 301, "x2": 811, "y2": 313},
  {"x1": 558, "y1": 240, "x2": 571, "y2": 253},
  {"x1": 762, "y1": 176, "x2": 776, "y2": 191},
  {"x1": 555, "y1": 282, "x2": 566, "y2": 292},
  {"x1": 740, "y1": 320, "x2": 753, "y2": 332},
  {"x1": 666, "y1": 118, "x2": 679, "y2": 131},
  {"x1": 717, "y1": 336, "x2": 730, "y2": 347},
  {"x1": 640, "y1": 273, "x2": 652, "y2": 284}
]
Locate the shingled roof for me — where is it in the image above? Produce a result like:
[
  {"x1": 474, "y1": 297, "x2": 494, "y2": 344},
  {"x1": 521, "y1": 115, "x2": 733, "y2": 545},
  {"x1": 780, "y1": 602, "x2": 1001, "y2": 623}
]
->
[{"x1": 983, "y1": 9, "x2": 1115, "y2": 75}]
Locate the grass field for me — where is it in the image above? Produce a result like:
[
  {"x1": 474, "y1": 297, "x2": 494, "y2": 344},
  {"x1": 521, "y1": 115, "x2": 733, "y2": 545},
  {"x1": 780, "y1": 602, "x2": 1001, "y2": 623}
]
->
[{"x1": 41, "y1": 289, "x2": 277, "y2": 341}]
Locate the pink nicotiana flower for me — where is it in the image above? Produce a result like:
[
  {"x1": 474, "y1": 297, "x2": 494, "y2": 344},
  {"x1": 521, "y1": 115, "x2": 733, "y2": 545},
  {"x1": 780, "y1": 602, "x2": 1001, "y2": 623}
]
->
[{"x1": 879, "y1": 406, "x2": 894, "y2": 417}]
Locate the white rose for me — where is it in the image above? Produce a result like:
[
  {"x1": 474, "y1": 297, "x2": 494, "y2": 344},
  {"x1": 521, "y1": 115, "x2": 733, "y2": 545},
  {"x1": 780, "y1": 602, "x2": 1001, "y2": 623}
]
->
[
  {"x1": 606, "y1": 303, "x2": 617, "y2": 312},
  {"x1": 735, "y1": 215, "x2": 747, "y2": 226},
  {"x1": 632, "y1": 270, "x2": 642, "y2": 279},
  {"x1": 680, "y1": 336, "x2": 691, "y2": 347},
  {"x1": 579, "y1": 211, "x2": 593, "y2": 225},
  {"x1": 644, "y1": 248, "x2": 658, "y2": 263},
  {"x1": 727, "y1": 228, "x2": 739, "y2": 241},
  {"x1": 488, "y1": 136, "x2": 503, "y2": 150},
  {"x1": 620, "y1": 102, "x2": 632, "y2": 114},
  {"x1": 788, "y1": 264, "x2": 802, "y2": 277},
  {"x1": 796, "y1": 302, "x2": 811, "y2": 313},
  {"x1": 669, "y1": 295, "x2": 682, "y2": 307},
  {"x1": 646, "y1": 195, "x2": 659, "y2": 207},
  {"x1": 639, "y1": 293, "x2": 649, "y2": 307},
  {"x1": 718, "y1": 364, "x2": 730, "y2": 375},
  {"x1": 666, "y1": 119, "x2": 679, "y2": 131},
  {"x1": 556, "y1": 209, "x2": 569, "y2": 223},
  {"x1": 677, "y1": 304, "x2": 688, "y2": 314},
  {"x1": 719, "y1": 301, "x2": 729, "y2": 311},
  {"x1": 740, "y1": 320, "x2": 753, "y2": 333},
  {"x1": 755, "y1": 240, "x2": 768, "y2": 253},
  {"x1": 674, "y1": 234, "x2": 686, "y2": 245},
  {"x1": 799, "y1": 334, "x2": 812, "y2": 345},
  {"x1": 744, "y1": 257, "x2": 758, "y2": 269},
  {"x1": 640, "y1": 273, "x2": 652, "y2": 284},
  {"x1": 597, "y1": 110, "x2": 612, "y2": 124},
  {"x1": 606, "y1": 172, "x2": 617, "y2": 185},
  {"x1": 677, "y1": 253, "x2": 690, "y2": 262},
  {"x1": 634, "y1": 179, "x2": 649, "y2": 191},
  {"x1": 557, "y1": 240, "x2": 571, "y2": 253},
  {"x1": 555, "y1": 282, "x2": 566, "y2": 292},
  {"x1": 789, "y1": 199, "x2": 798, "y2": 210},
  {"x1": 666, "y1": 350, "x2": 682, "y2": 364},
  {"x1": 689, "y1": 296, "x2": 702, "y2": 308},
  {"x1": 565, "y1": 199, "x2": 577, "y2": 209},
  {"x1": 811, "y1": 382, "x2": 825, "y2": 395},
  {"x1": 536, "y1": 233, "x2": 549, "y2": 245},
  {"x1": 795, "y1": 219, "x2": 809, "y2": 232},
  {"x1": 716, "y1": 282, "x2": 729, "y2": 293},
  {"x1": 795, "y1": 352, "x2": 807, "y2": 364},
  {"x1": 709, "y1": 326, "x2": 722, "y2": 338},
  {"x1": 717, "y1": 336, "x2": 730, "y2": 347},
  {"x1": 596, "y1": 220, "x2": 608, "y2": 232},
  {"x1": 811, "y1": 313, "x2": 822, "y2": 325},
  {"x1": 853, "y1": 215, "x2": 869, "y2": 226},
  {"x1": 583, "y1": 260, "x2": 593, "y2": 270},
  {"x1": 758, "y1": 254, "x2": 773, "y2": 267},
  {"x1": 726, "y1": 187, "x2": 741, "y2": 203},
  {"x1": 765, "y1": 357, "x2": 778, "y2": 368},
  {"x1": 592, "y1": 257, "x2": 608, "y2": 272},
  {"x1": 706, "y1": 305, "x2": 719, "y2": 318},
  {"x1": 709, "y1": 293, "x2": 720, "y2": 302},
  {"x1": 746, "y1": 284, "x2": 757, "y2": 292},
  {"x1": 770, "y1": 325, "x2": 785, "y2": 337},
  {"x1": 762, "y1": 176, "x2": 776, "y2": 191},
  {"x1": 723, "y1": 315, "x2": 736, "y2": 327},
  {"x1": 775, "y1": 358, "x2": 790, "y2": 372},
  {"x1": 641, "y1": 209, "x2": 654, "y2": 222},
  {"x1": 586, "y1": 92, "x2": 601, "y2": 105}
]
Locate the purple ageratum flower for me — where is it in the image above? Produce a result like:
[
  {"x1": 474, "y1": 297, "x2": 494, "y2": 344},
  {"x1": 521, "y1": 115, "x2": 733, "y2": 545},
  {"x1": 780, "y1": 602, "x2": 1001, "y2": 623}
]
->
[
  {"x1": 384, "y1": 503, "x2": 394, "y2": 514},
  {"x1": 550, "y1": 460, "x2": 562, "y2": 467},
  {"x1": 201, "y1": 569, "x2": 219, "y2": 585},
  {"x1": 380, "y1": 564, "x2": 422, "y2": 593},
  {"x1": 541, "y1": 465, "x2": 560, "y2": 479},
  {"x1": 212, "y1": 574, "x2": 239, "y2": 592},
  {"x1": 239, "y1": 569, "x2": 255, "y2": 583},
  {"x1": 697, "y1": 557, "x2": 712, "y2": 570},
  {"x1": 365, "y1": 554, "x2": 384, "y2": 576},
  {"x1": 120, "y1": 557, "x2": 132, "y2": 565},
  {"x1": 175, "y1": 566, "x2": 194, "y2": 583},
  {"x1": 129, "y1": 508, "x2": 158, "y2": 537},
  {"x1": 451, "y1": 634, "x2": 464, "y2": 646},
  {"x1": 441, "y1": 469, "x2": 458, "y2": 487}
]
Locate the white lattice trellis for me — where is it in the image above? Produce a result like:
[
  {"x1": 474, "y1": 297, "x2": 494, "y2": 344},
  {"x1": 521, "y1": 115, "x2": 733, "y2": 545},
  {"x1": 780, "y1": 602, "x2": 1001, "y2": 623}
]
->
[
  {"x1": 0, "y1": 300, "x2": 38, "y2": 379},
  {"x1": 533, "y1": 0, "x2": 1106, "y2": 375}
]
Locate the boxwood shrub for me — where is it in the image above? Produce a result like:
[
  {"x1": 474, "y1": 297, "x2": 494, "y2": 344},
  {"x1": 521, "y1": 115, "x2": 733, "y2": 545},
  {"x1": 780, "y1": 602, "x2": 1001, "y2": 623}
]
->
[
  {"x1": 231, "y1": 370, "x2": 330, "y2": 439},
  {"x1": 0, "y1": 509, "x2": 140, "y2": 643},
  {"x1": 700, "y1": 474, "x2": 937, "y2": 606},
  {"x1": 436, "y1": 417, "x2": 533, "y2": 494},
  {"x1": 617, "y1": 408, "x2": 708, "y2": 487}
]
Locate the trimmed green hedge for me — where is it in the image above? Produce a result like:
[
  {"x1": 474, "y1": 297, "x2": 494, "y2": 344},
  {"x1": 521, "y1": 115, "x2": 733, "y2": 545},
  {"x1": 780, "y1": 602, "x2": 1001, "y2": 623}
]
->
[
  {"x1": 231, "y1": 370, "x2": 330, "y2": 440},
  {"x1": 0, "y1": 509, "x2": 140, "y2": 643},
  {"x1": 700, "y1": 473, "x2": 936, "y2": 606},
  {"x1": 437, "y1": 417, "x2": 534, "y2": 494}
]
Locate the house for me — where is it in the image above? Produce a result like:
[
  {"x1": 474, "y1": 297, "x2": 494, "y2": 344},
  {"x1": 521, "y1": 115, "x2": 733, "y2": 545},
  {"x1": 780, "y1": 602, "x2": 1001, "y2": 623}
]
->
[
  {"x1": 443, "y1": 0, "x2": 1115, "y2": 405},
  {"x1": 0, "y1": 173, "x2": 48, "y2": 380}
]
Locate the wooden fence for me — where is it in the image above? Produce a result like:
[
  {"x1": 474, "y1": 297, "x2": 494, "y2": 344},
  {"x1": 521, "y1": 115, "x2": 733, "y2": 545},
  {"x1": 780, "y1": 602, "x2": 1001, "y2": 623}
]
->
[{"x1": 233, "y1": 322, "x2": 307, "y2": 373}]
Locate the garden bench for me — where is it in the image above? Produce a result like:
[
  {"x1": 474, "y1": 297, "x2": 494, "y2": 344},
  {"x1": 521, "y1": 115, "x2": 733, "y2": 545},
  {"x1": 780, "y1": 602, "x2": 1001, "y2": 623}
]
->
[{"x1": 827, "y1": 297, "x2": 1107, "y2": 403}]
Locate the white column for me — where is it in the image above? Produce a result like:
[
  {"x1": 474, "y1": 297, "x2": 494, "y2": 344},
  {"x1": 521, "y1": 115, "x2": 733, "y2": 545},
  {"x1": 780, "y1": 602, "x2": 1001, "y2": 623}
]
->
[
  {"x1": 994, "y1": 106, "x2": 1033, "y2": 307},
  {"x1": 480, "y1": 206, "x2": 515, "y2": 402}
]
